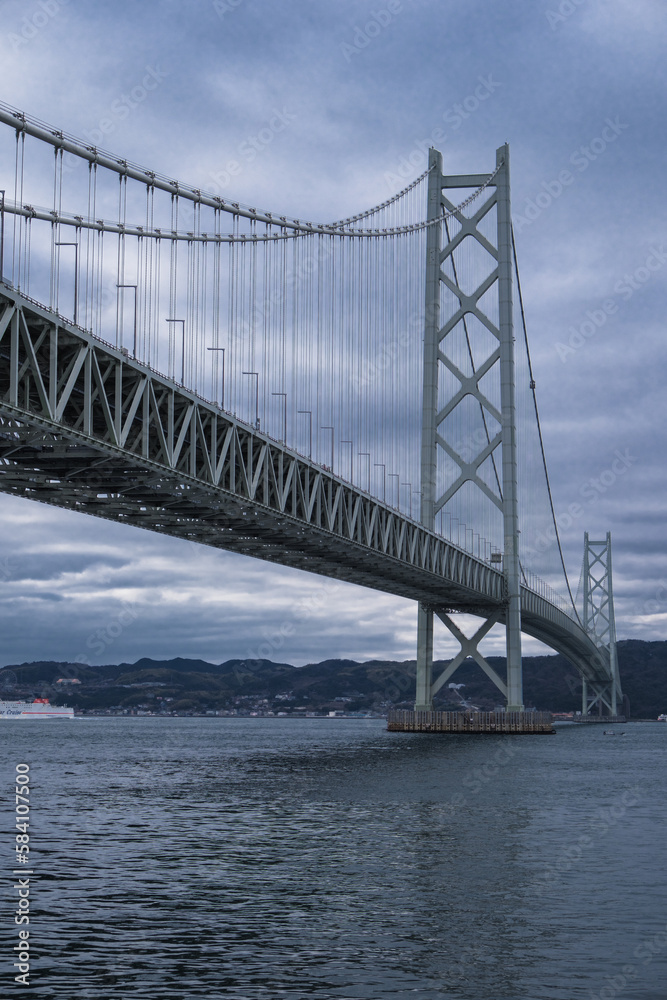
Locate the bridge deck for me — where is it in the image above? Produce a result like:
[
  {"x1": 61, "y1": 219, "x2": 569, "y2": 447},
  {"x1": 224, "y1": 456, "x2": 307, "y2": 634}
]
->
[{"x1": 0, "y1": 284, "x2": 608, "y2": 685}]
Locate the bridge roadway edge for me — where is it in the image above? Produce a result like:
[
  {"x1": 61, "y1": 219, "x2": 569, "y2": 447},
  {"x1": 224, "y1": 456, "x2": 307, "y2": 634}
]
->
[{"x1": 0, "y1": 284, "x2": 608, "y2": 689}]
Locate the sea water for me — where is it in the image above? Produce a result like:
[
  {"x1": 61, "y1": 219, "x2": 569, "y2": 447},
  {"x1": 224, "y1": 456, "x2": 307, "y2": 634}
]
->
[{"x1": 1, "y1": 718, "x2": 665, "y2": 999}]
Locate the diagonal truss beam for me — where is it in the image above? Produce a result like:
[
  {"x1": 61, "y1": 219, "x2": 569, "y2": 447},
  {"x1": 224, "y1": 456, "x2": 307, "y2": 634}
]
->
[{"x1": 431, "y1": 610, "x2": 507, "y2": 699}]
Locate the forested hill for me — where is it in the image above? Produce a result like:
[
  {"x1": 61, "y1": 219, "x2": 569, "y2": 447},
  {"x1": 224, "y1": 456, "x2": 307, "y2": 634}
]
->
[{"x1": 0, "y1": 639, "x2": 665, "y2": 717}]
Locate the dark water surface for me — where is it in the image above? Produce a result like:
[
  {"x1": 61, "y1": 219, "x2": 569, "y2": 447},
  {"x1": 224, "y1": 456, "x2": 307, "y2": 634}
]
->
[{"x1": 1, "y1": 718, "x2": 666, "y2": 998}]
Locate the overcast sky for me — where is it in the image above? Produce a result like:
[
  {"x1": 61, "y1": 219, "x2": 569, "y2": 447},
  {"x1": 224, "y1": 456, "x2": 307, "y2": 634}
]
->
[{"x1": 0, "y1": 0, "x2": 664, "y2": 668}]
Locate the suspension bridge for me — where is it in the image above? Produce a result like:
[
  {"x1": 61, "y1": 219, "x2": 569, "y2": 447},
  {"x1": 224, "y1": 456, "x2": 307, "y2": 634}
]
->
[{"x1": 0, "y1": 103, "x2": 622, "y2": 727}]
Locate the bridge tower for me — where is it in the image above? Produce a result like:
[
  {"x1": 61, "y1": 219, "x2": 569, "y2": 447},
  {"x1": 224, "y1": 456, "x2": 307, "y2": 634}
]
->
[
  {"x1": 581, "y1": 532, "x2": 622, "y2": 716},
  {"x1": 416, "y1": 144, "x2": 523, "y2": 712}
]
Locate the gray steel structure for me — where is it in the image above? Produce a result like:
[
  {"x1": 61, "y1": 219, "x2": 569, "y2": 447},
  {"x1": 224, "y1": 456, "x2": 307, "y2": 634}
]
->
[
  {"x1": 582, "y1": 532, "x2": 622, "y2": 715},
  {"x1": 417, "y1": 146, "x2": 524, "y2": 710},
  {"x1": 0, "y1": 109, "x2": 622, "y2": 713},
  {"x1": 415, "y1": 146, "x2": 621, "y2": 714},
  {"x1": 0, "y1": 282, "x2": 615, "y2": 700}
]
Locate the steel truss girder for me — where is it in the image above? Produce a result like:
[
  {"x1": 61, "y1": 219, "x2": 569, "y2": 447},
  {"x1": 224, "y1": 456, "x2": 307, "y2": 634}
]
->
[
  {"x1": 0, "y1": 283, "x2": 611, "y2": 689},
  {"x1": 0, "y1": 283, "x2": 506, "y2": 609}
]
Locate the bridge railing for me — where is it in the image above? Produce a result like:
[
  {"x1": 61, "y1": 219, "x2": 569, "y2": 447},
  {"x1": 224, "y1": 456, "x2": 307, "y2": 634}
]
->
[{"x1": 521, "y1": 567, "x2": 579, "y2": 622}]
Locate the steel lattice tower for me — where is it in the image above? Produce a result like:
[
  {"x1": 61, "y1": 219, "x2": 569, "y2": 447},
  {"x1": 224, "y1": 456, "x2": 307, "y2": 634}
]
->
[
  {"x1": 582, "y1": 531, "x2": 622, "y2": 716},
  {"x1": 416, "y1": 144, "x2": 523, "y2": 711}
]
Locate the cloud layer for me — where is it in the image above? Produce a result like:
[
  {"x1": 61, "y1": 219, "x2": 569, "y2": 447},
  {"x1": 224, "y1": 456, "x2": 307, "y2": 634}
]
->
[{"x1": 0, "y1": 0, "x2": 664, "y2": 665}]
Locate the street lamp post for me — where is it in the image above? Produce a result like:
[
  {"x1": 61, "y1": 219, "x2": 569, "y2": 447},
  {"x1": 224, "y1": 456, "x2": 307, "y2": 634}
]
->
[
  {"x1": 117, "y1": 283, "x2": 138, "y2": 356},
  {"x1": 321, "y1": 426, "x2": 334, "y2": 471},
  {"x1": 271, "y1": 392, "x2": 287, "y2": 443},
  {"x1": 358, "y1": 452, "x2": 370, "y2": 492},
  {"x1": 206, "y1": 346, "x2": 226, "y2": 408},
  {"x1": 56, "y1": 241, "x2": 79, "y2": 325},
  {"x1": 401, "y1": 481, "x2": 412, "y2": 518},
  {"x1": 166, "y1": 319, "x2": 185, "y2": 382},
  {"x1": 388, "y1": 473, "x2": 399, "y2": 508},
  {"x1": 341, "y1": 440, "x2": 353, "y2": 482},
  {"x1": 413, "y1": 489, "x2": 423, "y2": 523},
  {"x1": 374, "y1": 463, "x2": 386, "y2": 502},
  {"x1": 242, "y1": 372, "x2": 260, "y2": 429},
  {"x1": 297, "y1": 410, "x2": 312, "y2": 459}
]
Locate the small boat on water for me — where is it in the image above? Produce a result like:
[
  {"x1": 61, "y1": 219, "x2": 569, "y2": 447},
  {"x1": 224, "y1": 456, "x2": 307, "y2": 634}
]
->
[
  {"x1": 658, "y1": 714, "x2": 667, "y2": 722},
  {"x1": 0, "y1": 698, "x2": 74, "y2": 719}
]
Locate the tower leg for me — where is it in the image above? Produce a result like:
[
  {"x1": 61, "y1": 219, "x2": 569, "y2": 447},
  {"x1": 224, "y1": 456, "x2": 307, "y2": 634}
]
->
[
  {"x1": 496, "y1": 144, "x2": 523, "y2": 710},
  {"x1": 505, "y1": 592, "x2": 523, "y2": 710},
  {"x1": 582, "y1": 531, "x2": 622, "y2": 717},
  {"x1": 415, "y1": 604, "x2": 433, "y2": 710},
  {"x1": 610, "y1": 639, "x2": 619, "y2": 715},
  {"x1": 414, "y1": 148, "x2": 441, "y2": 713}
]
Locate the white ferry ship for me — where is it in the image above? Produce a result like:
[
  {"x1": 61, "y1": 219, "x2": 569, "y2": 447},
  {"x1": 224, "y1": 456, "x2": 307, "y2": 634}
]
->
[
  {"x1": 0, "y1": 698, "x2": 74, "y2": 719},
  {"x1": 658, "y1": 713, "x2": 667, "y2": 722}
]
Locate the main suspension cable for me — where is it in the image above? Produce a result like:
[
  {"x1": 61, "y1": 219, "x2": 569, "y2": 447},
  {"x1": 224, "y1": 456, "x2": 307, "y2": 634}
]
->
[{"x1": 511, "y1": 224, "x2": 580, "y2": 624}]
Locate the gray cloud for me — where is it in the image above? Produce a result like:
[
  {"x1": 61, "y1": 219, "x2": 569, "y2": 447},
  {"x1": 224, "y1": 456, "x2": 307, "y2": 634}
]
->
[{"x1": 0, "y1": 0, "x2": 664, "y2": 665}]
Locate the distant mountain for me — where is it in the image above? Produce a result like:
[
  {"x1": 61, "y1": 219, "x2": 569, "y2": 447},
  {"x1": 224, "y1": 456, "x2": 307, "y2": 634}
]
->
[{"x1": 0, "y1": 640, "x2": 665, "y2": 717}]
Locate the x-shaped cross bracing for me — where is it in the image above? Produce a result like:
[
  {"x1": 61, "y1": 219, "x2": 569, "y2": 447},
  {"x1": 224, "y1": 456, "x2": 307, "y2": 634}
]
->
[
  {"x1": 430, "y1": 610, "x2": 508, "y2": 700},
  {"x1": 434, "y1": 187, "x2": 503, "y2": 518}
]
